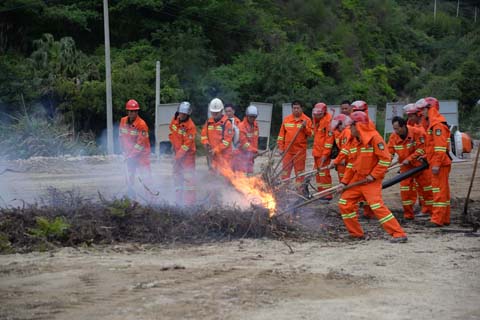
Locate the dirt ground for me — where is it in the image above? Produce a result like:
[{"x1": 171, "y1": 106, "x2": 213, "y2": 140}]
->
[{"x1": 1, "y1": 151, "x2": 480, "y2": 320}]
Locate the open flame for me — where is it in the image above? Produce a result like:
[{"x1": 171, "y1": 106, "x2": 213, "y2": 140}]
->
[{"x1": 219, "y1": 166, "x2": 277, "y2": 217}]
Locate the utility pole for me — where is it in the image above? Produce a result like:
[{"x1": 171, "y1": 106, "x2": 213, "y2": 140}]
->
[
  {"x1": 155, "y1": 61, "x2": 161, "y2": 158},
  {"x1": 103, "y1": 0, "x2": 114, "y2": 155},
  {"x1": 475, "y1": 6, "x2": 478, "y2": 23},
  {"x1": 456, "y1": 0, "x2": 460, "y2": 18},
  {"x1": 434, "y1": 0, "x2": 437, "y2": 22}
]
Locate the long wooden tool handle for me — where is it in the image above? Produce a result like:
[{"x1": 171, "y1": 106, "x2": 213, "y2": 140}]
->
[
  {"x1": 275, "y1": 178, "x2": 369, "y2": 217},
  {"x1": 463, "y1": 144, "x2": 480, "y2": 219},
  {"x1": 279, "y1": 165, "x2": 329, "y2": 184},
  {"x1": 254, "y1": 149, "x2": 270, "y2": 158}
]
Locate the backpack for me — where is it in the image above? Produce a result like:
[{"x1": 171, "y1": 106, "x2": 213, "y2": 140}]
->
[{"x1": 330, "y1": 139, "x2": 339, "y2": 159}]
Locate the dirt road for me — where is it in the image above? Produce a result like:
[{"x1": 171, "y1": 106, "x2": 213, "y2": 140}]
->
[{"x1": 1, "y1": 153, "x2": 480, "y2": 320}]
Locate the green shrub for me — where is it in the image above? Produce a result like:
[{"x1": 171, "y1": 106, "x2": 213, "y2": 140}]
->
[
  {"x1": 0, "y1": 111, "x2": 98, "y2": 159},
  {"x1": 28, "y1": 216, "x2": 70, "y2": 240}
]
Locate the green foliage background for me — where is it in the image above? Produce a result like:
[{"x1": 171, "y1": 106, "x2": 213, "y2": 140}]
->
[{"x1": 1, "y1": 0, "x2": 480, "y2": 156}]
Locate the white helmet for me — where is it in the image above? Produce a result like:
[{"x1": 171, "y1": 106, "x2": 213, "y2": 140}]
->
[
  {"x1": 209, "y1": 98, "x2": 224, "y2": 112},
  {"x1": 245, "y1": 105, "x2": 258, "y2": 117},
  {"x1": 178, "y1": 101, "x2": 192, "y2": 115}
]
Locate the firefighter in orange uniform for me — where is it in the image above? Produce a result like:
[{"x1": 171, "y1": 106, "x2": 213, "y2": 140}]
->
[
  {"x1": 330, "y1": 114, "x2": 353, "y2": 182},
  {"x1": 169, "y1": 101, "x2": 197, "y2": 205},
  {"x1": 387, "y1": 116, "x2": 433, "y2": 220},
  {"x1": 338, "y1": 111, "x2": 408, "y2": 243},
  {"x1": 311, "y1": 102, "x2": 334, "y2": 198},
  {"x1": 404, "y1": 103, "x2": 428, "y2": 130},
  {"x1": 201, "y1": 98, "x2": 234, "y2": 173},
  {"x1": 403, "y1": 103, "x2": 434, "y2": 217},
  {"x1": 333, "y1": 100, "x2": 353, "y2": 180},
  {"x1": 119, "y1": 99, "x2": 151, "y2": 199},
  {"x1": 235, "y1": 105, "x2": 259, "y2": 174},
  {"x1": 415, "y1": 97, "x2": 452, "y2": 227},
  {"x1": 350, "y1": 100, "x2": 375, "y2": 219},
  {"x1": 277, "y1": 100, "x2": 313, "y2": 192}
]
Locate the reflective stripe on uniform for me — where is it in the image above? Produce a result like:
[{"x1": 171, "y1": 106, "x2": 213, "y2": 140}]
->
[
  {"x1": 434, "y1": 146, "x2": 447, "y2": 152},
  {"x1": 379, "y1": 213, "x2": 394, "y2": 224},
  {"x1": 378, "y1": 160, "x2": 390, "y2": 167},
  {"x1": 319, "y1": 183, "x2": 332, "y2": 188},
  {"x1": 341, "y1": 212, "x2": 357, "y2": 220},
  {"x1": 370, "y1": 203, "x2": 381, "y2": 210},
  {"x1": 433, "y1": 202, "x2": 449, "y2": 207}
]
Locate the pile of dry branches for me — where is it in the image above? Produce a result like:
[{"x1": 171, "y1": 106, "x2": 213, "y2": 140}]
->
[{"x1": 0, "y1": 188, "x2": 334, "y2": 254}]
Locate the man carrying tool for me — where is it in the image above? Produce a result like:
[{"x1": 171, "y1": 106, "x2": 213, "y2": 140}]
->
[
  {"x1": 234, "y1": 105, "x2": 259, "y2": 174},
  {"x1": 311, "y1": 102, "x2": 334, "y2": 201},
  {"x1": 169, "y1": 101, "x2": 197, "y2": 206},
  {"x1": 277, "y1": 100, "x2": 312, "y2": 194},
  {"x1": 415, "y1": 97, "x2": 452, "y2": 227},
  {"x1": 349, "y1": 100, "x2": 375, "y2": 219},
  {"x1": 330, "y1": 114, "x2": 353, "y2": 182},
  {"x1": 338, "y1": 111, "x2": 408, "y2": 243},
  {"x1": 119, "y1": 99, "x2": 151, "y2": 199},
  {"x1": 201, "y1": 98, "x2": 234, "y2": 173},
  {"x1": 403, "y1": 103, "x2": 434, "y2": 217},
  {"x1": 387, "y1": 116, "x2": 432, "y2": 220}
]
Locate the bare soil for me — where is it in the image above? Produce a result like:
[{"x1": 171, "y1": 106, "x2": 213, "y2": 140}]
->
[{"x1": 1, "y1": 152, "x2": 480, "y2": 320}]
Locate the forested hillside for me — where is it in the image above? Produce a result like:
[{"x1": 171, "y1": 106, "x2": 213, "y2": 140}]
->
[{"x1": 1, "y1": 0, "x2": 479, "y2": 156}]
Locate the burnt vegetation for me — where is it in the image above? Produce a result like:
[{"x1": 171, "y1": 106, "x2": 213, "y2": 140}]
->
[{"x1": 0, "y1": 188, "x2": 342, "y2": 254}]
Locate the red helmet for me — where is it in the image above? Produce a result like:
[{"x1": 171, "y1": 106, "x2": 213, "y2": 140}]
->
[
  {"x1": 331, "y1": 114, "x2": 352, "y2": 130},
  {"x1": 126, "y1": 99, "x2": 140, "y2": 111},
  {"x1": 403, "y1": 103, "x2": 419, "y2": 115},
  {"x1": 312, "y1": 102, "x2": 327, "y2": 115},
  {"x1": 352, "y1": 100, "x2": 368, "y2": 112},
  {"x1": 415, "y1": 97, "x2": 439, "y2": 110},
  {"x1": 350, "y1": 111, "x2": 369, "y2": 124}
]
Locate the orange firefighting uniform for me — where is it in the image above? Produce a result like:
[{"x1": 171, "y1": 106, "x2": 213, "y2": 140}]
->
[
  {"x1": 234, "y1": 117, "x2": 259, "y2": 174},
  {"x1": 277, "y1": 113, "x2": 313, "y2": 188},
  {"x1": 406, "y1": 118, "x2": 433, "y2": 214},
  {"x1": 169, "y1": 114, "x2": 197, "y2": 205},
  {"x1": 425, "y1": 108, "x2": 452, "y2": 226},
  {"x1": 333, "y1": 127, "x2": 352, "y2": 181},
  {"x1": 312, "y1": 113, "x2": 334, "y2": 195},
  {"x1": 387, "y1": 125, "x2": 433, "y2": 219},
  {"x1": 119, "y1": 115, "x2": 151, "y2": 197},
  {"x1": 339, "y1": 121, "x2": 407, "y2": 239},
  {"x1": 201, "y1": 114, "x2": 234, "y2": 172}
]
